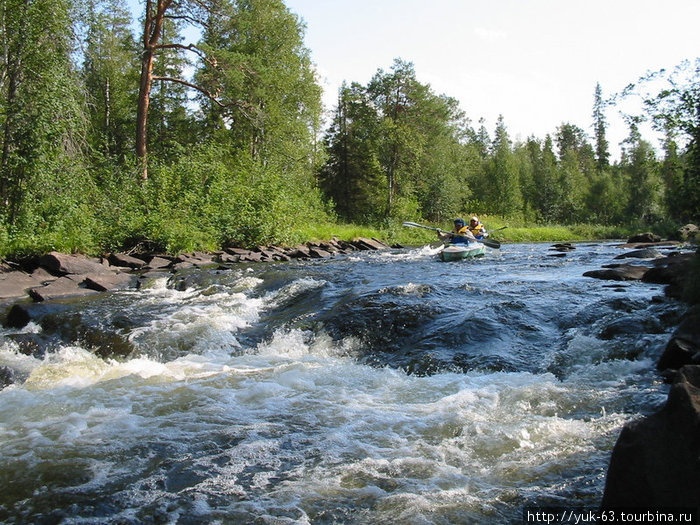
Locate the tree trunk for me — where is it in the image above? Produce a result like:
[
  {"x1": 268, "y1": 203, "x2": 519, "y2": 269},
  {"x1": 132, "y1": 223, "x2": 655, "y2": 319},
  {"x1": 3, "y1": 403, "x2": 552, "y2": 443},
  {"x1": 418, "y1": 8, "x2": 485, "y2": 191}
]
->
[{"x1": 136, "y1": 0, "x2": 172, "y2": 182}]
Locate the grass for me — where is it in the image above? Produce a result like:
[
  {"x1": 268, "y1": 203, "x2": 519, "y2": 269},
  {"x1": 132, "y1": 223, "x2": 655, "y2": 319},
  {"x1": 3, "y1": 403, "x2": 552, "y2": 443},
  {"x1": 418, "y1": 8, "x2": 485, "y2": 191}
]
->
[
  {"x1": 0, "y1": 216, "x2": 676, "y2": 259},
  {"x1": 254, "y1": 219, "x2": 665, "y2": 249},
  {"x1": 380, "y1": 219, "x2": 639, "y2": 247}
]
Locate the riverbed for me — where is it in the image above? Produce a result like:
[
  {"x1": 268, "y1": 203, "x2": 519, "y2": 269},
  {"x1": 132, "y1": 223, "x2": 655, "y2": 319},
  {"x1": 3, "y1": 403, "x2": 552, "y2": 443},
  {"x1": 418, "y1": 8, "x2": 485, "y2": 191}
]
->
[{"x1": 0, "y1": 242, "x2": 687, "y2": 524}]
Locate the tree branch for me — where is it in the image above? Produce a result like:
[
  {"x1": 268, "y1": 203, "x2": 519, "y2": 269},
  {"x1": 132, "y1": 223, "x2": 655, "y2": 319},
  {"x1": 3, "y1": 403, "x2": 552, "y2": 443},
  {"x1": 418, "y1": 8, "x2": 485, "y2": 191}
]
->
[{"x1": 152, "y1": 75, "x2": 225, "y2": 106}]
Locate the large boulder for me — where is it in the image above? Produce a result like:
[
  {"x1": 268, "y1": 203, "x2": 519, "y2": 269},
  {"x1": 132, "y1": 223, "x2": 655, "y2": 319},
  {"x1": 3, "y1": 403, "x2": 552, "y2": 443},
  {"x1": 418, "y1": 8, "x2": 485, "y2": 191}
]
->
[
  {"x1": 601, "y1": 365, "x2": 700, "y2": 507},
  {"x1": 673, "y1": 223, "x2": 699, "y2": 242},
  {"x1": 627, "y1": 232, "x2": 662, "y2": 244},
  {"x1": 657, "y1": 312, "x2": 700, "y2": 371},
  {"x1": 583, "y1": 264, "x2": 650, "y2": 281},
  {"x1": 642, "y1": 253, "x2": 695, "y2": 299},
  {"x1": 39, "y1": 251, "x2": 110, "y2": 276}
]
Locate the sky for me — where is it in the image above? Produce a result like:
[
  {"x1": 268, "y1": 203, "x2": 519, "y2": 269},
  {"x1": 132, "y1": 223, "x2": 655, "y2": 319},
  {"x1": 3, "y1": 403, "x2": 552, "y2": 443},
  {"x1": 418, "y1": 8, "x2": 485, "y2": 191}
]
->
[{"x1": 282, "y1": 0, "x2": 700, "y2": 158}]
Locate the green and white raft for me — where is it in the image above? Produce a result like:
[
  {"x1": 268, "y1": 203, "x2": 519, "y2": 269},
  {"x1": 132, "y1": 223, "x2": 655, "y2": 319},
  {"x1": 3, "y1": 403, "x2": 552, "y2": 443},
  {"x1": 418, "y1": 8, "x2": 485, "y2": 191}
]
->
[{"x1": 438, "y1": 242, "x2": 486, "y2": 261}]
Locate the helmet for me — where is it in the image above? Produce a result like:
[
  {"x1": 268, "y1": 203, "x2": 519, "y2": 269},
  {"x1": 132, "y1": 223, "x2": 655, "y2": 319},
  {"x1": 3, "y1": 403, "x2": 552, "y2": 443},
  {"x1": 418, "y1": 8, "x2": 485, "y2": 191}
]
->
[
  {"x1": 470, "y1": 216, "x2": 479, "y2": 223},
  {"x1": 454, "y1": 218, "x2": 465, "y2": 227}
]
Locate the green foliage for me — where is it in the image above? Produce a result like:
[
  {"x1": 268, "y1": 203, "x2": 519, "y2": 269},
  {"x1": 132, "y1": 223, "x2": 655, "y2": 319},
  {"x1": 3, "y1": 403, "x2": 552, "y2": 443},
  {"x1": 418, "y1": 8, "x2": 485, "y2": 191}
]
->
[
  {"x1": 134, "y1": 145, "x2": 330, "y2": 252},
  {"x1": 321, "y1": 59, "x2": 477, "y2": 225},
  {"x1": 1, "y1": 1, "x2": 698, "y2": 260}
]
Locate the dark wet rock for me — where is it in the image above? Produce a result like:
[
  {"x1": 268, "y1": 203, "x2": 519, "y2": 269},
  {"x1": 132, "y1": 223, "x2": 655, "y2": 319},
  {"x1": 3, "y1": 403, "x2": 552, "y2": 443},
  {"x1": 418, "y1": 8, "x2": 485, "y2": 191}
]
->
[
  {"x1": 2, "y1": 302, "x2": 72, "y2": 330},
  {"x1": 550, "y1": 243, "x2": 575, "y2": 252},
  {"x1": 3, "y1": 333, "x2": 47, "y2": 358},
  {"x1": 658, "y1": 338, "x2": 700, "y2": 371},
  {"x1": 0, "y1": 365, "x2": 15, "y2": 389},
  {"x1": 583, "y1": 264, "x2": 650, "y2": 281},
  {"x1": 168, "y1": 272, "x2": 204, "y2": 292},
  {"x1": 3, "y1": 303, "x2": 32, "y2": 328},
  {"x1": 599, "y1": 315, "x2": 663, "y2": 340},
  {"x1": 657, "y1": 312, "x2": 700, "y2": 371},
  {"x1": 627, "y1": 232, "x2": 662, "y2": 244},
  {"x1": 614, "y1": 248, "x2": 663, "y2": 260},
  {"x1": 78, "y1": 328, "x2": 135, "y2": 359},
  {"x1": 2, "y1": 302, "x2": 135, "y2": 359},
  {"x1": 642, "y1": 253, "x2": 695, "y2": 299},
  {"x1": 618, "y1": 240, "x2": 681, "y2": 249},
  {"x1": 602, "y1": 365, "x2": 700, "y2": 508}
]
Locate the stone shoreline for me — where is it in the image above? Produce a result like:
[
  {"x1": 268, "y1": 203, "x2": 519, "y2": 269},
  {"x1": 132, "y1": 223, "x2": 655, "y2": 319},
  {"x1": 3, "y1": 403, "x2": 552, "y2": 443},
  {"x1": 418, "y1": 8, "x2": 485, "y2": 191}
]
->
[
  {"x1": 0, "y1": 237, "x2": 393, "y2": 305},
  {"x1": 576, "y1": 235, "x2": 700, "y2": 508}
]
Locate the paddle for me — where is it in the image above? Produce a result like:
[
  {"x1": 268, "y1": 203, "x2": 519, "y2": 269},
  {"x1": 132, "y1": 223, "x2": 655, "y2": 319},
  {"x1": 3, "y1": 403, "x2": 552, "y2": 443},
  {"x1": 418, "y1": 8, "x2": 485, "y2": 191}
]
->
[{"x1": 402, "y1": 221, "x2": 503, "y2": 249}]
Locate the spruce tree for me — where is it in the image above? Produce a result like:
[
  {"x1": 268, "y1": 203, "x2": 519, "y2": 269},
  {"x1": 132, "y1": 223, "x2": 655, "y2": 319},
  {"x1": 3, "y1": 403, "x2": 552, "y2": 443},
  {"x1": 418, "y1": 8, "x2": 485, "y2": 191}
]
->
[{"x1": 592, "y1": 82, "x2": 610, "y2": 171}]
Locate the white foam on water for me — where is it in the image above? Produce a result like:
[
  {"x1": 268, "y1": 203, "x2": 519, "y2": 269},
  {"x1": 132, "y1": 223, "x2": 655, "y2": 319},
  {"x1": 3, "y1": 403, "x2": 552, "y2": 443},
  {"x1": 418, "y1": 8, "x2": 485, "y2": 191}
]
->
[
  {"x1": 0, "y1": 253, "x2": 672, "y2": 523},
  {"x1": 380, "y1": 244, "x2": 444, "y2": 261},
  {"x1": 0, "y1": 329, "x2": 650, "y2": 522}
]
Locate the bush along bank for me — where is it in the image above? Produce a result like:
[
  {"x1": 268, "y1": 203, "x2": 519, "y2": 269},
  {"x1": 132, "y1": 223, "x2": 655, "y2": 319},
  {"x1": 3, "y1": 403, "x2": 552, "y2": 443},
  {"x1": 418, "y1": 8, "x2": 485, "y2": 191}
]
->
[{"x1": 580, "y1": 230, "x2": 700, "y2": 509}]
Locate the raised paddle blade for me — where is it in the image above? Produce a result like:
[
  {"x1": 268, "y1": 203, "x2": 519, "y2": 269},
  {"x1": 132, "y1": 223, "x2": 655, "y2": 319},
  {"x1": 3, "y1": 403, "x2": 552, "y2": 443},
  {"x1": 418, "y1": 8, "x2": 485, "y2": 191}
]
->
[
  {"x1": 402, "y1": 222, "x2": 450, "y2": 234},
  {"x1": 480, "y1": 238, "x2": 501, "y2": 249},
  {"x1": 402, "y1": 221, "x2": 435, "y2": 230}
]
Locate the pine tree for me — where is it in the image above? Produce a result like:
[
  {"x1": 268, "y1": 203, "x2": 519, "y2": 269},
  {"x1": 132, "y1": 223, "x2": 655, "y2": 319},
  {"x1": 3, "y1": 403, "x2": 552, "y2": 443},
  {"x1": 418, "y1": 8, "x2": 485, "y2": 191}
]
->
[
  {"x1": 319, "y1": 83, "x2": 384, "y2": 223},
  {"x1": 622, "y1": 123, "x2": 662, "y2": 221},
  {"x1": 592, "y1": 82, "x2": 610, "y2": 171},
  {"x1": 485, "y1": 115, "x2": 522, "y2": 217}
]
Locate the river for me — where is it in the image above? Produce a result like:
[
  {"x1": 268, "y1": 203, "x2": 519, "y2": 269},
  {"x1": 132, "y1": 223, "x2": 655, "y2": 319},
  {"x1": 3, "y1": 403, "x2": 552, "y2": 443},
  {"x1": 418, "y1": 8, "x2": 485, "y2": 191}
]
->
[{"x1": 0, "y1": 242, "x2": 687, "y2": 524}]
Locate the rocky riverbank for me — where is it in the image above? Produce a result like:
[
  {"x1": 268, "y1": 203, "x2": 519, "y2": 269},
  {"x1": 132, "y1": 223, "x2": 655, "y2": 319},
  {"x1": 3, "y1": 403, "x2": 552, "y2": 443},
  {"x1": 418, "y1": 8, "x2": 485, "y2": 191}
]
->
[
  {"x1": 0, "y1": 237, "x2": 392, "y2": 305},
  {"x1": 577, "y1": 230, "x2": 700, "y2": 509}
]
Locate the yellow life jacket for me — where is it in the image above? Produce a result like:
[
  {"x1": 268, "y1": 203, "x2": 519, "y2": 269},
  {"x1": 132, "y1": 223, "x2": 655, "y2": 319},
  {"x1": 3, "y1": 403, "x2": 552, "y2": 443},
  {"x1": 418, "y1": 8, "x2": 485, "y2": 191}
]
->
[{"x1": 469, "y1": 222, "x2": 485, "y2": 235}]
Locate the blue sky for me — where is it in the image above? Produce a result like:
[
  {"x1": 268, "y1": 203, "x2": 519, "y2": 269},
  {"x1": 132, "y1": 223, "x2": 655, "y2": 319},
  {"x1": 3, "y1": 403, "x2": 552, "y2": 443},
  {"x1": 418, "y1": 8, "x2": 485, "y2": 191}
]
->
[{"x1": 283, "y1": 0, "x2": 699, "y2": 157}]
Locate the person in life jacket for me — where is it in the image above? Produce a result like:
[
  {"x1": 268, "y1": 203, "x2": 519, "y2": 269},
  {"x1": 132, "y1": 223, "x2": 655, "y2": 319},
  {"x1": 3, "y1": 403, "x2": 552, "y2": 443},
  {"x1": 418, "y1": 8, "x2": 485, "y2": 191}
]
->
[
  {"x1": 437, "y1": 218, "x2": 477, "y2": 244},
  {"x1": 468, "y1": 216, "x2": 488, "y2": 239}
]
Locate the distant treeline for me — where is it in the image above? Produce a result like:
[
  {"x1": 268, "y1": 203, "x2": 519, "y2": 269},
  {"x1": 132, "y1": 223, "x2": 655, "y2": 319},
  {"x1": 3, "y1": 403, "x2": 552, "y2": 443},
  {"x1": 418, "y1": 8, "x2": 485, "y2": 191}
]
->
[{"x1": 0, "y1": 0, "x2": 698, "y2": 255}]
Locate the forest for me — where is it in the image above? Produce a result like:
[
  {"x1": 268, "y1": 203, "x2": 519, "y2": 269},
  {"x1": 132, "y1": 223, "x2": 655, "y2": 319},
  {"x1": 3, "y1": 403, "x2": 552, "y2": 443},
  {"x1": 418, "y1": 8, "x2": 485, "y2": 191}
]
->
[{"x1": 0, "y1": 0, "x2": 698, "y2": 256}]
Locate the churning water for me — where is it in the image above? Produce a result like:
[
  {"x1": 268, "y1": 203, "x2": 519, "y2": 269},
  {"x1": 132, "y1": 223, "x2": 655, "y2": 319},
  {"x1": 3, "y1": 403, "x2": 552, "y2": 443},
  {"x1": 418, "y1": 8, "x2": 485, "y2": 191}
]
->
[{"x1": 0, "y1": 243, "x2": 687, "y2": 524}]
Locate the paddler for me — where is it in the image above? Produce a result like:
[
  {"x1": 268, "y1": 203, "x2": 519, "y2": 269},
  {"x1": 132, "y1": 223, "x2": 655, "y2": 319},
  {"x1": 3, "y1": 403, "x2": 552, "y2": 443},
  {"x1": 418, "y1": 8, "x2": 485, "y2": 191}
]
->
[
  {"x1": 437, "y1": 218, "x2": 477, "y2": 244},
  {"x1": 467, "y1": 216, "x2": 488, "y2": 239}
]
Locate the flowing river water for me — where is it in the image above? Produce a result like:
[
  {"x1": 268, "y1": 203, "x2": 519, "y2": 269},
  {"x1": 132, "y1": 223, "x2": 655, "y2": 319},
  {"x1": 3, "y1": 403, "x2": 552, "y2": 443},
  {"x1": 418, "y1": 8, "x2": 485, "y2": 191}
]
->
[{"x1": 0, "y1": 242, "x2": 688, "y2": 524}]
